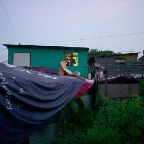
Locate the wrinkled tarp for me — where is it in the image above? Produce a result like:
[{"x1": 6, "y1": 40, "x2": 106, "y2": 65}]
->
[
  {"x1": 25, "y1": 66, "x2": 59, "y2": 75},
  {"x1": 0, "y1": 63, "x2": 85, "y2": 144}
]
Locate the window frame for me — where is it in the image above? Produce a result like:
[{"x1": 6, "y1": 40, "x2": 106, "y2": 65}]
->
[{"x1": 64, "y1": 52, "x2": 78, "y2": 66}]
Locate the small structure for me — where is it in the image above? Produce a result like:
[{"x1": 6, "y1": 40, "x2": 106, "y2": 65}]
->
[
  {"x1": 138, "y1": 50, "x2": 144, "y2": 64},
  {"x1": 95, "y1": 56, "x2": 115, "y2": 65},
  {"x1": 113, "y1": 52, "x2": 138, "y2": 62},
  {"x1": 4, "y1": 44, "x2": 89, "y2": 78},
  {"x1": 139, "y1": 56, "x2": 144, "y2": 63},
  {"x1": 94, "y1": 54, "x2": 144, "y2": 98}
]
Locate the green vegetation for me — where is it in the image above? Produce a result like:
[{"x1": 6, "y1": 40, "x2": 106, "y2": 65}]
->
[
  {"x1": 56, "y1": 81, "x2": 144, "y2": 144},
  {"x1": 88, "y1": 49, "x2": 114, "y2": 62}
]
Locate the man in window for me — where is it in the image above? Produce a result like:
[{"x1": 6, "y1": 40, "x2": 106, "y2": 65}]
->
[{"x1": 70, "y1": 54, "x2": 76, "y2": 66}]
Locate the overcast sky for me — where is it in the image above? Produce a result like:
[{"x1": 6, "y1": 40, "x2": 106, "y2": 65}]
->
[{"x1": 0, "y1": 0, "x2": 144, "y2": 62}]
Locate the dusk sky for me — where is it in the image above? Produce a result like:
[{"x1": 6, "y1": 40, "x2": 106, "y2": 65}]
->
[{"x1": 0, "y1": 0, "x2": 144, "y2": 62}]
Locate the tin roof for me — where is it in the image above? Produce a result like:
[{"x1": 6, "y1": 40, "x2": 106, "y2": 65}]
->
[
  {"x1": 113, "y1": 52, "x2": 138, "y2": 56},
  {"x1": 3, "y1": 44, "x2": 89, "y2": 50},
  {"x1": 139, "y1": 56, "x2": 144, "y2": 60}
]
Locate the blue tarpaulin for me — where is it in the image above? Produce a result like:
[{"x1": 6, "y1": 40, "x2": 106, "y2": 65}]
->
[{"x1": 0, "y1": 63, "x2": 85, "y2": 144}]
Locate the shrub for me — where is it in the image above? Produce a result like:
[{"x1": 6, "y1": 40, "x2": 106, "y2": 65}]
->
[{"x1": 56, "y1": 95, "x2": 144, "y2": 144}]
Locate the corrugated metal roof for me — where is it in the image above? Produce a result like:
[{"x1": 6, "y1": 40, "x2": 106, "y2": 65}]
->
[
  {"x1": 3, "y1": 44, "x2": 89, "y2": 50},
  {"x1": 139, "y1": 56, "x2": 144, "y2": 60},
  {"x1": 113, "y1": 53, "x2": 138, "y2": 56}
]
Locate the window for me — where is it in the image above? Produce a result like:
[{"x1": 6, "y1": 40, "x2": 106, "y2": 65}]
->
[
  {"x1": 115, "y1": 58, "x2": 126, "y2": 63},
  {"x1": 13, "y1": 53, "x2": 31, "y2": 66},
  {"x1": 64, "y1": 52, "x2": 78, "y2": 66}
]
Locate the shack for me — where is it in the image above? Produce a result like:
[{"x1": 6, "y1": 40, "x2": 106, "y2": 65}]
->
[
  {"x1": 4, "y1": 44, "x2": 89, "y2": 78},
  {"x1": 113, "y1": 52, "x2": 138, "y2": 62}
]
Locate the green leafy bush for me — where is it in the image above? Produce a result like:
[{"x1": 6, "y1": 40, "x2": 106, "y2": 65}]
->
[
  {"x1": 56, "y1": 95, "x2": 144, "y2": 144},
  {"x1": 61, "y1": 99, "x2": 95, "y2": 133}
]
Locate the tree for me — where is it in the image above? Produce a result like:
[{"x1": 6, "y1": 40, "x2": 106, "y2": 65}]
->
[{"x1": 88, "y1": 49, "x2": 114, "y2": 62}]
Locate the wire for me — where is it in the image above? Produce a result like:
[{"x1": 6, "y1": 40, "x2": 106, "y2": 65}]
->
[
  {"x1": 49, "y1": 31, "x2": 144, "y2": 44},
  {"x1": 0, "y1": 0, "x2": 143, "y2": 45},
  {"x1": 0, "y1": 0, "x2": 19, "y2": 43}
]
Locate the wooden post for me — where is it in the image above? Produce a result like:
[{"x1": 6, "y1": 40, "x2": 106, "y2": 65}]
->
[
  {"x1": 105, "y1": 68, "x2": 108, "y2": 97},
  {"x1": 103, "y1": 66, "x2": 108, "y2": 97}
]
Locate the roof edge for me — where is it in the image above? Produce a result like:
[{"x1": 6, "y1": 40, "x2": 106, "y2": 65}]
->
[{"x1": 3, "y1": 44, "x2": 89, "y2": 50}]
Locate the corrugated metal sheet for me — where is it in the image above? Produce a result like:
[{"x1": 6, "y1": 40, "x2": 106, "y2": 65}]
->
[
  {"x1": 29, "y1": 93, "x2": 93, "y2": 144},
  {"x1": 30, "y1": 114, "x2": 63, "y2": 144},
  {"x1": 80, "y1": 94, "x2": 92, "y2": 109},
  {"x1": 99, "y1": 84, "x2": 138, "y2": 98}
]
